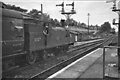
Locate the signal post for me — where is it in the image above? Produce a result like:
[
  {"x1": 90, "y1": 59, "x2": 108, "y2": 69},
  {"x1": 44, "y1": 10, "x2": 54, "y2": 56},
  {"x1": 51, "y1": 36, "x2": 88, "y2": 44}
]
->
[
  {"x1": 56, "y1": 2, "x2": 76, "y2": 27},
  {"x1": 111, "y1": 0, "x2": 120, "y2": 70}
]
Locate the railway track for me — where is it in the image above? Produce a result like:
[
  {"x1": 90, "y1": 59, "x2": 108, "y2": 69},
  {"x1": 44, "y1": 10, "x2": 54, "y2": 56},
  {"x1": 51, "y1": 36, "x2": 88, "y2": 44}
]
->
[
  {"x1": 3, "y1": 39, "x2": 102, "y2": 78},
  {"x1": 3, "y1": 37, "x2": 114, "y2": 79},
  {"x1": 29, "y1": 37, "x2": 115, "y2": 79}
]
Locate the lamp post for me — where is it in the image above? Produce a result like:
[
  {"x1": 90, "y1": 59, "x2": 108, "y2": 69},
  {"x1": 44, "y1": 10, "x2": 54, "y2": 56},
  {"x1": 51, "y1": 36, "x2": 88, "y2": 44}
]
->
[{"x1": 88, "y1": 13, "x2": 90, "y2": 35}]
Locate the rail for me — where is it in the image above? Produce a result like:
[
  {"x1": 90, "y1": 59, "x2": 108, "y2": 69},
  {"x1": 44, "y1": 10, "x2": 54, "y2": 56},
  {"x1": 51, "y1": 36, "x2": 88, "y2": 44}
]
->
[
  {"x1": 30, "y1": 40, "x2": 104, "y2": 79},
  {"x1": 2, "y1": 37, "x2": 112, "y2": 79}
]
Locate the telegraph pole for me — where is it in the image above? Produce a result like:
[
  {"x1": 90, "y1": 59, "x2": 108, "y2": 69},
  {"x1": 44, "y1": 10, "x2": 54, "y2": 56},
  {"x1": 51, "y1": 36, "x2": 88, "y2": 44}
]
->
[
  {"x1": 111, "y1": 1, "x2": 120, "y2": 70},
  {"x1": 41, "y1": 4, "x2": 43, "y2": 14},
  {"x1": 88, "y1": 13, "x2": 90, "y2": 35},
  {"x1": 118, "y1": 13, "x2": 120, "y2": 70}
]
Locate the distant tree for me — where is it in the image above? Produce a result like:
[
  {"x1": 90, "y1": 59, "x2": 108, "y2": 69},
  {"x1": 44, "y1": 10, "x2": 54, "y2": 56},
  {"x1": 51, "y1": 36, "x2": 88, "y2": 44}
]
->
[
  {"x1": 99, "y1": 22, "x2": 111, "y2": 33},
  {"x1": 95, "y1": 25, "x2": 100, "y2": 30},
  {"x1": 80, "y1": 23, "x2": 87, "y2": 29},
  {"x1": 50, "y1": 19, "x2": 55, "y2": 27},
  {"x1": 54, "y1": 19, "x2": 60, "y2": 26},
  {"x1": 28, "y1": 9, "x2": 42, "y2": 18},
  {"x1": 77, "y1": 22, "x2": 81, "y2": 28},
  {"x1": 28, "y1": 9, "x2": 62, "y2": 27},
  {"x1": 110, "y1": 28, "x2": 116, "y2": 34},
  {"x1": 89, "y1": 25, "x2": 100, "y2": 30},
  {"x1": 28, "y1": 9, "x2": 51, "y2": 22},
  {"x1": 42, "y1": 13, "x2": 50, "y2": 22}
]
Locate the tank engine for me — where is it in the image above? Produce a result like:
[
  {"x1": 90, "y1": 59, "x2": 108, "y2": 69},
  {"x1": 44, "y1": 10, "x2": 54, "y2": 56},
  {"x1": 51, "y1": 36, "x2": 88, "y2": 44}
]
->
[{"x1": 2, "y1": 8, "x2": 76, "y2": 71}]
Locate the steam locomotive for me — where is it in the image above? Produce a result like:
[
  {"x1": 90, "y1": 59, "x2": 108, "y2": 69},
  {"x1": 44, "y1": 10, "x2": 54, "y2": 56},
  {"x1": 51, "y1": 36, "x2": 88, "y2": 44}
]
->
[{"x1": 2, "y1": 8, "x2": 79, "y2": 71}]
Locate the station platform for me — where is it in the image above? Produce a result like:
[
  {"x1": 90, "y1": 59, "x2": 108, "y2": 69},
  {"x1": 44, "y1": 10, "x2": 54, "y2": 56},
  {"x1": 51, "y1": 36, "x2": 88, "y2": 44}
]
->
[{"x1": 47, "y1": 47, "x2": 120, "y2": 80}]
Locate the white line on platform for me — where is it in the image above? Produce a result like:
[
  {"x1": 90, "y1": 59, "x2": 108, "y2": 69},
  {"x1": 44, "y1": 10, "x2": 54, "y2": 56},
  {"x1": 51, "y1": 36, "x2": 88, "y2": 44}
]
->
[{"x1": 47, "y1": 48, "x2": 101, "y2": 79}]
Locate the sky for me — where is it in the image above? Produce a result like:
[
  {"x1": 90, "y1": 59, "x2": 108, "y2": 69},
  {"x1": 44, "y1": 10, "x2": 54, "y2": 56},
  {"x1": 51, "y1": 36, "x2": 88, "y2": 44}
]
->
[{"x1": 1, "y1": 0, "x2": 119, "y2": 31}]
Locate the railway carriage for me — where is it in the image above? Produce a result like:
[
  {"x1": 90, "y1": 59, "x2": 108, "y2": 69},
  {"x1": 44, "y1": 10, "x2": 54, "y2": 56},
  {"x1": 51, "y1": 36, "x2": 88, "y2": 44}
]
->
[
  {"x1": 2, "y1": 9, "x2": 25, "y2": 70},
  {"x1": 2, "y1": 8, "x2": 24, "y2": 57}
]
